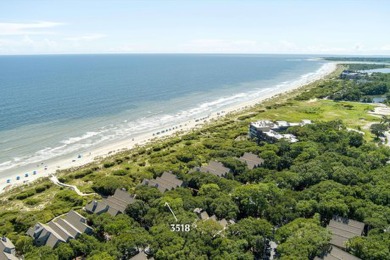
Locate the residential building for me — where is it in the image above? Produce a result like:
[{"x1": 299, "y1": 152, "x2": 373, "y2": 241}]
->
[
  {"x1": 0, "y1": 237, "x2": 18, "y2": 260},
  {"x1": 193, "y1": 208, "x2": 234, "y2": 229},
  {"x1": 130, "y1": 250, "x2": 154, "y2": 260},
  {"x1": 340, "y1": 70, "x2": 361, "y2": 80},
  {"x1": 238, "y1": 152, "x2": 264, "y2": 169},
  {"x1": 194, "y1": 161, "x2": 231, "y2": 178},
  {"x1": 249, "y1": 119, "x2": 312, "y2": 143},
  {"x1": 327, "y1": 216, "x2": 365, "y2": 250},
  {"x1": 142, "y1": 171, "x2": 183, "y2": 193},
  {"x1": 27, "y1": 210, "x2": 93, "y2": 248},
  {"x1": 85, "y1": 188, "x2": 136, "y2": 216},
  {"x1": 315, "y1": 246, "x2": 361, "y2": 260}
]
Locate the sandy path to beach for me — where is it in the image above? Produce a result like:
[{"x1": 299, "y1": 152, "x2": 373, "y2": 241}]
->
[{"x1": 0, "y1": 62, "x2": 337, "y2": 193}]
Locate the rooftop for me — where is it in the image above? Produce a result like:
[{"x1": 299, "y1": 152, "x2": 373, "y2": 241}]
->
[
  {"x1": 85, "y1": 188, "x2": 136, "y2": 216},
  {"x1": 142, "y1": 171, "x2": 183, "y2": 193},
  {"x1": 27, "y1": 210, "x2": 93, "y2": 249},
  {"x1": 238, "y1": 152, "x2": 264, "y2": 169},
  {"x1": 314, "y1": 246, "x2": 361, "y2": 260},
  {"x1": 198, "y1": 161, "x2": 230, "y2": 177},
  {"x1": 327, "y1": 217, "x2": 364, "y2": 250},
  {"x1": 0, "y1": 237, "x2": 18, "y2": 260}
]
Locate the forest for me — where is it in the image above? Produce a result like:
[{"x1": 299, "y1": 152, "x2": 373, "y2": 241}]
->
[
  {"x1": 296, "y1": 64, "x2": 390, "y2": 103},
  {"x1": 0, "y1": 65, "x2": 390, "y2": 260}
]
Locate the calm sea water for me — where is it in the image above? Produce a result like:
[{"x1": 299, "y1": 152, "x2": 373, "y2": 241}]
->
[{"x1": 0, "y1": 54, "x2": 326, "y2": 174}]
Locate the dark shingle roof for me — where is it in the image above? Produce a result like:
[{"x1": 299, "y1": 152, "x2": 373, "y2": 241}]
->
[
  {"x1": 314, "y1": 246, "x2": 361, "y2": 260},
  {"x1": 327, "y1": 217, "x2": 364, "y2": 249},
  {"x1": 238, "y1": 152, "x2": 264, "y2": 169},
  {"x1": 130, "y1": 251, "x2": 154, "y2": 260},
  {"x1": 199, "y1": 161, "x2": 230, "y2": 177},
  {"x1": 143, "y1": 172, "x2": 183, "y2": 193},
  {"x1": 85, "y1": 188, "x2": 136, "y2": 216},
  {"x1": 27, "y1": 211, "x2": 92, "y2": 249}
]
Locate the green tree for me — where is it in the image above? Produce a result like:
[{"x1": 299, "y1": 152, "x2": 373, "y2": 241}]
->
[
  {"x1": 55, "y1": 243, "x2": 74, "y2": 260},
  {"x1": 370, "y1": 123, "x2": 387, "y2": 138}
]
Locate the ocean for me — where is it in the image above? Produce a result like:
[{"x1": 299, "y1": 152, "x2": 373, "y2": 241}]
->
[{"x1": 0, "y1": 54, "x2": 328, "y2": 179}]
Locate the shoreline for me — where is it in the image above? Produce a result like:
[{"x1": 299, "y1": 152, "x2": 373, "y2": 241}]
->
[{"x1": 0, "y1": 62, "x2": 337, "y2": 194}]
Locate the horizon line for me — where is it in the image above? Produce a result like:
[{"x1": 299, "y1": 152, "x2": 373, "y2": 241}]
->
[{"x1": 1, "y1": 52, "x2": 390, "y2": 57}]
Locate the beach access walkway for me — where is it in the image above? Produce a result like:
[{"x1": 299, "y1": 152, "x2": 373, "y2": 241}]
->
[{"x1": 49, "y1": 175, "x2": 96, "y2": 196}]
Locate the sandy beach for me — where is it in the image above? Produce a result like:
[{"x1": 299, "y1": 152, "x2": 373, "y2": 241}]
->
[{"x1": 0, "y1": 62, "x2": 337, "y2": 194}]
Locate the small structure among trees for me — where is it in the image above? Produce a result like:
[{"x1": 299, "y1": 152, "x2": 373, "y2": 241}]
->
[
  {"x1": 142, "y1": 171, "x2": 183, "y2": 193},
  {"x1": 238, "y1": 152, "x2": 264, "y2": 169},
  {"x1": 192, "y1": 161, "x2": 231, "y2": 178},
  {"x1": 315, "y1": 246, "x2": 361, "y2": 260},
  {"x1": 85, "y1": 188, "x2": 136, "y2": 216},
  {"x1": 327, "y1": 216, "x2": 365, "y2": 250}
]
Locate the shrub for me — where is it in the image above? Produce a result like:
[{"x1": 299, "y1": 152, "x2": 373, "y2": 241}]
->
[
  {"x1": 25, "y1": 198, "x2": 41, "y2": 206},
  {"x1": 15, "y1": 190, "x2": 36, "y2": 200},
  {"x1": 113, "y1": 169, "x2": 128, "y2": 176},
  {"x1": 103, "y1": 162, "x2": 115, "y2": 168}
]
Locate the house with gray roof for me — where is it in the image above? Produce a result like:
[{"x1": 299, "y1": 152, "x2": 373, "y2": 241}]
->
[
  {"x1": 27, "y1": 210, "x2": 93, "y2": 249},
  {"x1": 196, "y1": 161, "x2": 230, "y2": 178},
  {"x1": 85, "y1": 188, "x2": 136, "y2": 216},
  {"x1": 327, "y1": 216, "x2": 365, "y2": 250},
  {"x1": 130, "y1": 250, "x2": 154, "y2": 260},
  {"x1": 142, "y1": 171, "x2": 183, "y2": 193},
  {"x1": 238, "y1": 152, "x2": 264, "y2": 169},
  {"x1": 0, "y1": 237, "x2": 19, "y2": 260},
  {"x1": 193, "y1": 208, "x2": 234, "y2": 230},
  {"x1": 314, "y1": 246, "x2": 361, "y2": 260}
]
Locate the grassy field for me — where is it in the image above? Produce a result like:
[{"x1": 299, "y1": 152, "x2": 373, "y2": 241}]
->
[{"x1": 243, "y1": 99, "x2": 379, "y2": 140}]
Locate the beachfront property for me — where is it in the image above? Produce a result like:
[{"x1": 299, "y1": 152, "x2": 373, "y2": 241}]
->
[
  {"x1": 326, "y1": 216, "x2": 365, "y2": 250},
  {"x1": 26, "y1": 210, "x2": 93, "y2": 249},
  {"x1": 238, "y1": 152, "x2": 264, "y2": 169},
  {"x1": 142, "y1": 171, "x2": 183, "y2": 193},
  {"x1": 0, "y1": 237, "x2": 19, "y2": 260},
  {"x1": 249, "y1": 119, "x2": 312, "y2": 143},
  {"x1": 340, "y1": 70, "x2": 362, "y2": 80},
  {"x1": 315, "y1": 246, "x2": 361, "y2": 260},
  {"x1": 85, "y1": 188, "x2": 136, "y2": 216},
  {"x1": 191, "y1": 161, "x2": 231, "y2": 178}
]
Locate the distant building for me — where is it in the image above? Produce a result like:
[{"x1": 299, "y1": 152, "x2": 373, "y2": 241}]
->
[
  {"x1": 85, "y1": 188, "x2": 136, "y2": 216},
  {"x1": 192, "y1": 161, "x2": 231, "y2": 178},
  {"x1": 27, "y1": 210, "x2": 93, "y2": 249},
  {"x1": 0, "y1": 237, "x2": 19, "y2": 260},
  {"x1": 315, "y1": 246, "x2": 361, "y2": 260},
  {"x1": 238, "y1": 152, "x2": 264, "y2": 169},
  {"x1": 142, "y1": 171, "x2": 183, "y2": 193},
  {"x1": 327, "y1": 216, "x2": 365, "y2": 250},
  {"x1": 340, "y1": 70, "x2": 361, "y2": 80},
  {"x1": 249, "y1": 119, "x2": 312, "y2": 143}
]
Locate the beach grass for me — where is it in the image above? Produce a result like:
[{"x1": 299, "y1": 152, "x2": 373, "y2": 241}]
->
[{"x1": 0, "y1": 64, "x2": 381, "y2": 210}]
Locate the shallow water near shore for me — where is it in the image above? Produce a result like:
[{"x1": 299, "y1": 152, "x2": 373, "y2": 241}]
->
[{"x1": 0, "y1": 54, "x2": 329, "y2": 182}]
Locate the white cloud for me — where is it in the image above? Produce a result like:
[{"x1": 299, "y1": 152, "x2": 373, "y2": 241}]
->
[
  {"x1": 0, "y1": 21, "x2": 64, "y2": 35},
  {"x1": 65, "y1": 33, "x2": 107, "y2": 41}
]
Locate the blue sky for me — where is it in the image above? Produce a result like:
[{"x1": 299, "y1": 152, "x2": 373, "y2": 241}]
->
[{"x1": 1, "y1": 0, "x2": 389, "y2": 55}]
